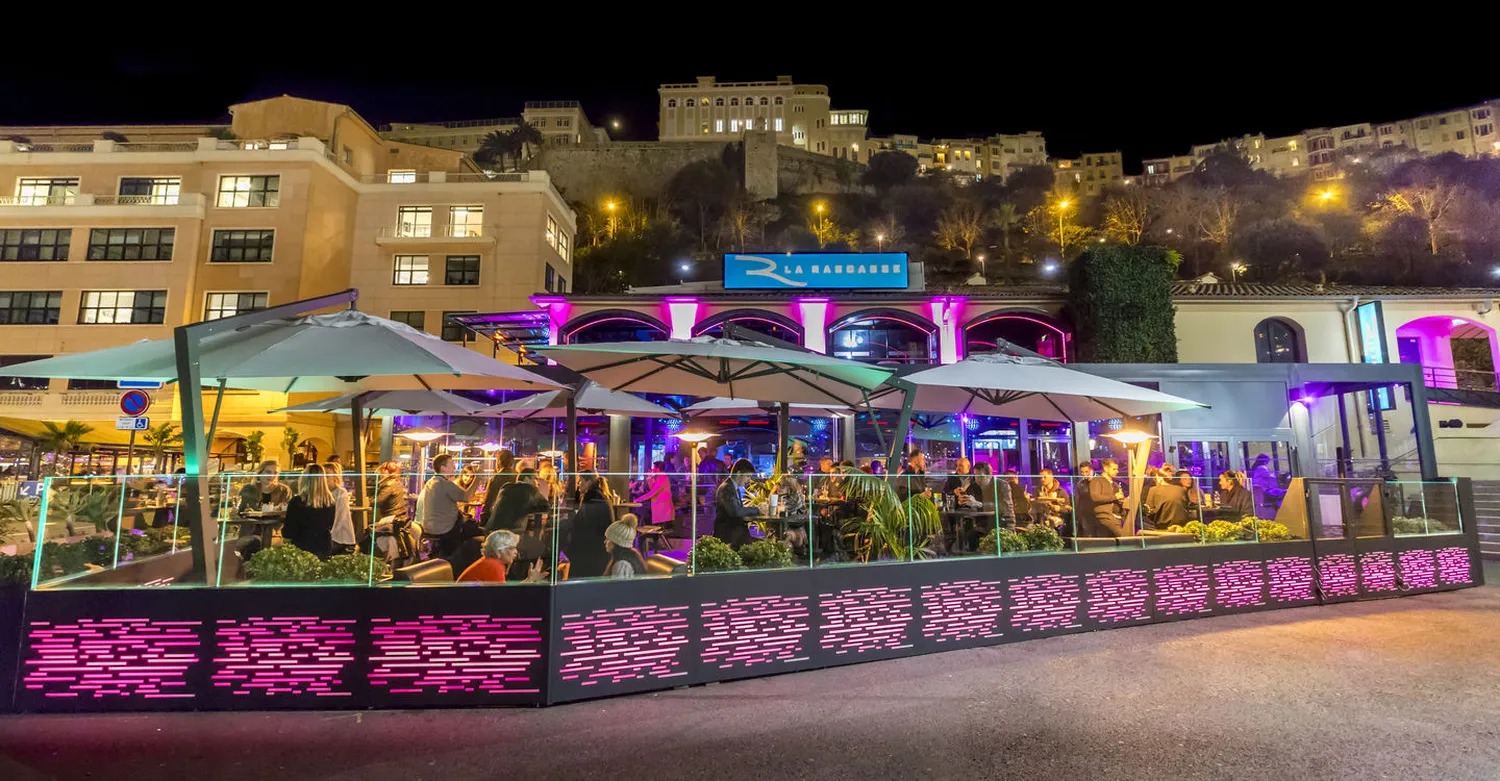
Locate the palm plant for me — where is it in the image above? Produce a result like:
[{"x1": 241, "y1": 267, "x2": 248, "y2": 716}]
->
[
  {"x1": 509, "y1": 122, "x2": 544, "y2": 166},
  {"x1": 835, "y1": 467, "x2": 941, "y2": 562},
  {"x1": 45, "y1": 486, "x2": 120, "y2": 537},
  {"x1": 0, "y1": 499, "x2": 39, "y2": 542},
  {"x1": 37, "y1": 420, "x2": 95, "y2": 476},
  {"x1": 143, "y1": 422, "x2": 181, "y2": 473},
  {"x1": 280, "y1": 426, "x2": 301, "y2": 468},
  {"x1": 244, "y1": 430, "x2": 265, "y2": 466}
]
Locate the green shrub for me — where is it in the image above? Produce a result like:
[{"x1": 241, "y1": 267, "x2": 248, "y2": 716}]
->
[
  {"x1": 79, "y1": 536, "x2": 116, "y2": 567},
  {"x1": 39, "y1": 540, "x2": 89, "y2": 577},
  {"x1": 1204, "y1": 520, "x2": 1249, "y2": 542},
  {"x1": 738, "y1": 538, "x2": 794, "y2": 569},
  {"x1": 0, "y1": 553, "x2": 32, "y2": 585},
  {"x1": 318, "y1": 553, "x2": 392, "y2": 583},
  {"x1": 1019, "y1": 523, "x2": 1066, "y2": 551},
  {"x1": 1241, "y1": 518, "x2": 1294, "y2": 542},
  {"x1": 244, "y1": 544, "x2": 322, "y2": 583},
  {"x1": 1392, "y1": 516, "x2": 1449, "y2": 535},
  {"x1": 1181, "y1": 520, "x2": 1207, "y2": 539},
  {"x1": 978, "y1": 528, "x2": 1026, "y2": 555},
  {"x1": 1066, "y1": 244, "x2": 1180, "y2": 363},
  {"x1": 692, "y1": 536, "x2": 742, "y2": 572}
]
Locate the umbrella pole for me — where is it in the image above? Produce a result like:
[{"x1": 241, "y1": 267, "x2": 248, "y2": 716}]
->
[
  {"x1": 565, "y1": 392, "x2": 578, "y2": 491},
  {"x1": 777, "y1": 402, "x2": 790, "y2": 474},
  {"x1": 350, "y1": 394, "x2": 369, "y2": 532},
  {"x1": 174, "y1": 336, "x2": 217, "y2": 585},
  {"x1": 886, "y1": 387, "x2": 916, "y2": 477}
]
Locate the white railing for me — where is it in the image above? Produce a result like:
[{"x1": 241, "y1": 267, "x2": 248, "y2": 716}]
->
[
  {"x1": 378, "y1": 225, "x2": 432, "y2": 239},
  {"x1": 114, "y1": 141, "x2": 199, "y2": 153},
  {"x1": 361, "y1": 171, "x2": 535, "y2": 184},
  {"x1": 447, "y1": 224, "x2": 484, "y2": 238},
  {"x1": 0, "y1": 193, "x2": 203, "y2": 208},
  {"x1": 61, "y1": 391, "x2": 126, "y2": 407},
  {"x1": 0, "y1": 194, "x2": 77, "y2": 206},
  {"x1": 0, "y1": 392, "x2": 44, "y2": 407}
]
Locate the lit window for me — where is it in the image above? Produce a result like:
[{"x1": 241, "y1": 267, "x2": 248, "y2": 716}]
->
[
  {"x1": 774, "y1": 118, "x2": 784, "y2": 132},
  {"x1": 546, "y1": 215, "x2": 558, "y2": 249},
  {"x1": 0, "y1": 229, "x2": 71, "y2": 261},
  {"x1": 448, "y1": 205, "x2": 483, "y2": 237},
  {"x1": 557, "y1": 230, "x2": 570, "y2": 261},
  {"x1": 387, "y1": 170, "x2": 417, "y2": 184},
  {"x1": 87, "y1": 228, "x2": 175, "y2": 261},
  {"x1": 444, "y1": 255, "x2": 480, "y2": 286},
  {"x1": 397, "y1": 206, "x2": 432, "y2": 237},
  {"x1": 730, "y1": 119, "x2": 740, "y2": 132},
  {"x1": 78, "y1": 290, "x2": 167, "y2": 324},
  {"x1": 715, "y1": 119, "x2": 725, "y2": 133},
  {"x1": 210, "y1": 229, "x2": 275, "y2": 262},
  {"x1": 393, "y1": 255, "x2": 429, "y2": 285},
  {"x1": 15, "y1": 177, "x2": 78, "y2": 206},
  {"x1": 204, "y1": 292, "x2": 268, "y2": 321},
  {"x1": 118, "y1": 177, "x2": 181, "y2": 205},
  {"x1": 744, "y1": 119, "x2": 753, "y2": 130},
  {"x1": 216, "y1": 175, "x2": 280, "y2": 208},
  {"x1": 0, "y1": 291, "x2": 63, "y2": 325}
]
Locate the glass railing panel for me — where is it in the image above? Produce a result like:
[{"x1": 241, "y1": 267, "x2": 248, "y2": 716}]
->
[
  {"x1": 28, "y1": 474, "x2": 192, "y2": 589},
  {"x1": 1389, "y1": 479, "x2": 1463, "y2": 536}
]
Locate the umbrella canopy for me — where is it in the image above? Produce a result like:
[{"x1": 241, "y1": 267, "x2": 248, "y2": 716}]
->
[
  {"x1": 271, "y1": 389, "x2": 489, "y2": 417},
  {"x1": 870, "y1": 354, "x2": 1207, "y2": 422},
  {"x1": 532, "y1": 336, "x2": 894, "y2": 407},
  {"x1": 681, "y1": 397, "x2": 850, "y2": 417},
  {"x1": 0, "y1": 310, "x2": 563, "y2": 392},
  {"x1": 477, "y1": 381, "x2": 676, "y2": 419}
]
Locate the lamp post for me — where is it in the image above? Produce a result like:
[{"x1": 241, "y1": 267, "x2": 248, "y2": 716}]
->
[
  {"x1": 876, "y1": 232, "x2": 886, "y2": 252},
  {"x1": 396, "y1": 427, "x2": 448, "y2": 488},
  {"x1": 1231, "y1": 262, "x2": 1248, "y2": 283},
  {"x1": 675, "y1": 430, "x2": 715, "y2": 572},
  {"x1": 1055, "y1": 199, "x2": 1073, "y2": 255},
  {"x1": 1103, "y1": 428, "x2": 1158, "y2": 534},
  {"x1": 605, "y1": 200, "x2": 618, "y2": 240}
]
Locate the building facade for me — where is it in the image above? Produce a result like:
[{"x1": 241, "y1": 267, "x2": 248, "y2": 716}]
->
[
  {"x1": 1053, "y1": 152, "x2": 1124, "y2": 196},
  {"x1": 0, "y1": 96, "x2": 575, "y2": 464},
  {"x1": 657, "y1": 76, "x2": 869, "y2": 161},
  {"x1": 381, "y1": 102, "x2": 607, "y2": 156}
]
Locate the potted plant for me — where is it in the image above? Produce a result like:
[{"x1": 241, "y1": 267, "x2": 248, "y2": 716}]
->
[
  {"x1": 244, "y1": 430, "x2": 266, "y2": 467},
  {"x1": 692, "y1": 535, "x2": 742, "y2": 572},
  {"x1": 738, "y1": 538, "x2": 794, "y2": 569},
  {"x1": 281, "y1": 426, "x2": 302, "y2": 468},
  {"x1": 978, "y1": 527, "x2": 1026, "y2": 554},
  {"x1": 835, "y1": 468, "x2": 941, "y2": 562},
  {"x1": 244, "y1": 544, "x2": 322, "y2": 583},
  {"x1": 0, "y1": 499, "x2": 38, "y2": 544}
]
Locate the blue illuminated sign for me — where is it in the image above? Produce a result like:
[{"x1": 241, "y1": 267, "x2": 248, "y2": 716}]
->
[
  {"x1": 723, "y1": 252, "x2": 909, "y2": 290},
  {"x1": 1356, "y1": 301, "x2": 1395, "y2": 411}
]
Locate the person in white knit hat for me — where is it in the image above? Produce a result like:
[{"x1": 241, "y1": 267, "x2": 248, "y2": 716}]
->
[{"x1": 604, "y1": 513, "x2": 647, "y2": 579}]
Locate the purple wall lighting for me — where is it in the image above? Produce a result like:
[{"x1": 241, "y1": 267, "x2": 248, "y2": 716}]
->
[
  {"x1": 1397, "y1": 549, "x2": 1438, "y2": 590},
  {"x1": 1213, "y1": 560, "x2": 1268, "y2": 609},
  {"x1": 818, "y1": 586, "x2": 915, "y2": 655},
  {"x1": 700, "y1": 595, "x2": 812, "y2": 670},
  {"x1": 213, "y1": 617, "x2": 356, "y2": 697},
  {"x1": 1266, "y1": 556, "x2": 1317, "y2": 603},
  {"x1": 1086, "y1": 568, "x2": 1151, "y2": 625},
  {"x1": 919, "y1": 579, "x2": 1006, "y2": 642},
  {"x1": 1437, "y1": 546, "x2": 1474, "y2": 585},
  {"x1": 24, "y1": 618, "x2": 201, "y2": 700},
  {"x1": 1358, "y1": 551, "x2": 1399, "y2": 594},
  {"x1": 368, "y1": 615, "x2": 545, "y2": 695},
  {"x1": 1007, "y1": 573, "x2": 1082, "y2": 632},
  {"x1": 1152, "y1": 564, "x2": 1213, "y2": 617},
  {"x1": 1318, "y1": 553, "x2": 1359, "y2": 598},
  {"x1": 557, "y1": 605, "x2": 692, "y2": 686}
]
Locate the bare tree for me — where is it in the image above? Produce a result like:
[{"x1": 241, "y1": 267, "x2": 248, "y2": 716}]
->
[
  {"x1": 719, "y1": 197, "x2": 777, "y2": 252},
  {"x1": 1193, "y1": 187, "x2": 1241, "y2": 261},
  {"x1": 1377, "y1": 181, "x2": 1462, "y2": 256},
  {"x1": 1103, "y1": 188, "x2": 1152, "y2": 245},
  {"x1": 935, "y1": 201, "x2": 985, "y2": 258}
]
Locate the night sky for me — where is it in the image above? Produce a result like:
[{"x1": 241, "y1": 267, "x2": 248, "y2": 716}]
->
[{"x1": 3, "y1": 31, "x2": 1492, "y2": 170}]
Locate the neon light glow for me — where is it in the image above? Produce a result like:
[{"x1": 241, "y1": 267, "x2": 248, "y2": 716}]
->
[
  {"x1": 819, "y1": 586, "x2": 915, "y2": 654},
  {"x1": 562, "y1": 316, "x2": 667, "y2": 343},
  {"x1": 928, "y1": 297, "x2": 967, "y2": 364},
  {"x1": 1153, "y1": 563, "x2": 1212, "y2": 616},
  {"x1": 919, "y1": 579, "x2": 1005, "y2": 642},
  {"x1": 368, "y1": 615, "x2": 545, "y2": 695},
  {"x1": 663, "y1": 297, "x2": 700, "y2": 340},
  {"x1": 1085, "y1": 568, "x2": 1150, "y2": 624},
  {"x1": 700, "y1": 595, "x2": 812, "y2": 669},
  {"x1": 1437, "y1": 546, "x2": 1473, "y2": 585},
  {"x1": 531, "y1": 296, "x2": 571, "y2": 346},
  {"x1": 1318, "y1": 553, "x2": 1359, "y2": 597},
  {"x1": 1397, "y1": 549, "x2": 1437, "y2": 590},
  {"x1": 1007, "y1": 573, "x2": 1082, "y2": 632},
  {"x1": 212, "y1": 617, "x2": 356, "y2": 697},
  {"x1": 557, "y1": 604, "x2": 692, "y2": 686},
  {"x1": 24, "y1": 618, "x2": 202, "y2": 700},
  {"x1": 965, "y1": 313, "x2": 1071, "y2": 362},
  {"x1": 1213, "y1": 560, "x2": 1267, "y2": 608},
  {"x1": 1266, "y1": 556, "x2": 1316, "y2": 603},
  {"x1": 795, "y1": 298, "x2": 831, "y2": 353},
  {"x1": 1358, "y1": 551, "x2": 1399, "y2": 594}
]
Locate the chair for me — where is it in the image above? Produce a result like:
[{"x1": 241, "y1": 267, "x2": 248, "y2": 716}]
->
[
  {"x1": 393, "y1": 558, "x2": 454, "y2": 583},
  {"x1": 644, "y1": 554, "x2": 687, "y2": 575},
  {"x1": 555, "y1": 560, "x2": 570, "y2": 581}
]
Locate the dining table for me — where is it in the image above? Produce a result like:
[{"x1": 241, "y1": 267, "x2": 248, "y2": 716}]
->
[{"x1": 234, "y1": 509, "x2": 285, "y2": 548}]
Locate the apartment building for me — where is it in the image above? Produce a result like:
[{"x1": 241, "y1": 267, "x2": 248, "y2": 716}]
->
[
  {"x1": 1053, "y1": 152, "x2": 1124, "y2": 197},
  {"x1": 0, "y1": 96, "x2": 575, "y2": 448},
  {"x1": 657, "y1": 76, "x2": 870, "y2": 160},
  {"x1": 382, "y1": 102, "x2": 607, "y2": 155},
  {"x1": 979, "y1": 132, "x2": 1048, "y2": 181}
]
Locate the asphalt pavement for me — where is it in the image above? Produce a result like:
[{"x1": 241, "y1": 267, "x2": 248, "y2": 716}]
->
[{"x1": 2, "y1": 563, "x2": 1498, "y2": 781}]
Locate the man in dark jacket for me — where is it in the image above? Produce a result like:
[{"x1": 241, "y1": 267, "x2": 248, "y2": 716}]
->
[
  {"x1": 713, "y1": 458, "x2": 761, "y2": 548},
  {"x1": 1081, "y1": 458, "x2": 1126, "y2": 537},
  {"x1": 1217, "y1": 472, "x2": 1256, "y2": 519},
  {"x1": 480, "y1": 450, "x2": 517, "y2": 524},
  {"x1": 1145, "y1": 472, "x2": 1193, "y2": 530}
]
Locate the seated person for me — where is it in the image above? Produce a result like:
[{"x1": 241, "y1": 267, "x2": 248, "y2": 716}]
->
[
  {"x1": 1004, "y1": 469, "x2": 1030, "y2": 523},
  {"x1": 1216, "y1": 471, "x2": 1256, "y2": 519},
  {"x1": 1031, "y1": 468, "x2": 1071, "y2": 527},
  {"x1": 713, "y1": 459, "x2": 762, "y2": 548},
  {"x1": 283, "y1": 464, "x2": 336, "y2": 559},
  {"x1": 458, "y1": 530, "x2": 548, "y2": 583},
  {"x1": 1144, "y1": 467, "x2": 1192, "y2": 530},
  {"x1": 604, "y1": 514, "x2": 647, "y2": 579},
  {"x1": 479, "y1": 450, "x2": 517, "y2": 523},
  {"x1": 485, "y1": 468, "x2": 550, "y2": 533},
  {"x1": 420, "y1": 454, "x2": 483, "y2": 573},
  {"x1": 563, "y1": 475, "x2": 616, "y2": 578},
  {"x1": 236, "y1": 460, "x2": 291, "y2": 516},
  {"x1": 943, "y1": 457, "x2": 976, "y2": 502}
]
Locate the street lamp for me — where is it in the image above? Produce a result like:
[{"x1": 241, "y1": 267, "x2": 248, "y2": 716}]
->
[
  {"x1": 396, "y1": 427, "x2": 449, "y2": 485},
  {"x1": 1104, "y1": 428, "x2": 1159, "y2": 531},
  {"x1": 1318, "y1": 188, "x2": 1336, "y2": 203},
  {"x1": 876, "y1": 232, "x2": 886, "y2": 251},
  {"x1": 1231, "y1": 262, "x2": 1248, "y2": 282},
  {"x1": 675, "y1": 430, "x2": 715, "y2": 568}
]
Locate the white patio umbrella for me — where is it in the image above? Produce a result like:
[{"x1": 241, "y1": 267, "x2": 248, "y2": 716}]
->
[
  {"x1": 476, "y1": 381, "x2": 676, "y2": 419},
  {"x1": 682, "y1": 397, "x2": 850, "y2": 417},
  {"x1": 869, "y1": 353, "x2": 1206, "y2": 421},
  {"x1": 271, "y1": 389, "x2": 490, "y2": 417}
]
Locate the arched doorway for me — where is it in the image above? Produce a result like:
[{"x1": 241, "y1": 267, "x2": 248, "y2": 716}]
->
[
  {"x1": 963, "y1": 310, "x2": 1071, "y2": 361},
  {"x1": 828, "y1": 308, "x2": 937, "y2": 364},
  {"x1": 1396, "y1": 315, "x2": 1499, "y2": 390},
  {"x1": 562, "y1": 309, "x2": 669, "y2": 344},
  {"x1": 693, "y1": 309, "x2": 802, "y2": 345},
  {"x1": 1253, "y1": 317, "x2": 1306, "y2": 363}
]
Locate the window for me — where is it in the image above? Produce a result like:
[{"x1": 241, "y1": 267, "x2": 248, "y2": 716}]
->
[
  {"x1": 794, "y1": 105, "x2": 804, "y2": 113},
  {"x1": 441, "y1": 310, "x2": 476, "y2": 342},
  {"x1": 1417, "y1": 119, "x2": 1432, "y2": 130},
  {"x1": 666, "y1": 98, "x2": 677, "y2": 108},
  {"x1": 1254, "y1": 318, "x2": 1304, "y2": 363},
  {"x1": 714, "y1": 97, "x2": 725, "y2": 106},
  {"x1": 545, "y1": 264, "x2": 556, "y2": 292},
  {"x1": 0, "y1": 291, "x2": 62, "y2": 324},
  {"x1": 387, "y1": 170, "x2": 416, "y2": 184},
  {"x1": 15, "y1": 177, "x2": 78, "y2": 206},
  {"x1": 1379, "y1": 126, "x2": 1393, "y2": 136},
  {"x1": 774, "y1": 118, "x2": 784, "y2": 132},
  {"x1": 392, "y1": 255, "x2": 429, "y2": 285},
  {"x1": 0, "y1": 355, "x2": 52, "y2": 390},
  {"x1": 448, "y1": 205, "x2": 483, "y2": 237},
  {"x1": 545, "y1": 215, "x2": 558, "y2": 249},
  {"x1": 79, "y1": 290, "x2": 167, "y2": 324},
  {"x1": 390, "y1": 310, "x2": 425, "y2": 331},
  {"x1": 444, "y1": 255, "x2": 480, "y2": 285},
  {"x1": 209, "y1": 229, "x2": 274, "y2": 263},
  {"x1": 557, "y1": 277, "x2": 566, "y2": 294},
  {"x1": 557, "y1": 230, "x2": 570, "y2": 261},
  {"x1": 700, "y1": 122, "x2": 709, "y2": 134},
  {"x1": 1456, "y1": 130, "x2": 1467, "y2": 140},
  {"x1": 730, "y1": 119, "x2": 740, "y2": 132},
  {"x1": 685, "y1": 98, "x2": 696, "y2": 108},
  {"x1": 730, "y1": 97, "x2": 739, "y2": 106},
  {"x1": 397, "y1": 206, "x2": 432, "y2": 237},
  {"x1": 87, "y1": 228, "x2": 175, "y2": 261},
  {"x1": 342, "y1": 146, "x2": 353, "y2": 163},
  {"x1": 0, "y1": 229, "x2": 70, "y2": 261},
  {"x1": 715, "y1": 119, "x2": 724, "y2": 133},
  {"x1": 1478, "y1": 123, "x2": 1494, "y2": 136},
  {"x1": 204, "y1": 292, "x2": 268, "y2": 320},
  {"x1": 216, "y1": 175, "x2": 280, "y2": 208},
  {"x1": 118, "y1": 177, "x2": 181, "y2": 205},
  {"x1": 1475, "y1": 108, "x2": 1493, "y2": 120},
  {"x1": 1438, "y1": 117, "x2": 1448, "y2": 125},
  {"x1": 760, "y1": 97, "x2": 769, "y2": 106},
  {"x1": 774, "y1": 97, "x2": 783, "y2": 105}
]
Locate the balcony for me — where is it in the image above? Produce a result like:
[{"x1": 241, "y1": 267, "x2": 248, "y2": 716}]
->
[
  {"x1": 1421, "y1": 366, "x2": 1500, "y2": 408},
  {"x1": 360, "y1": 171, "x2": 536, "y2": 185},
  {"x1": 0, "y1": 192, "x2": 206, "y2": 218},
  {"x1": 0, "y1": 389, "x2": 180, "y2": 419},
  {"x1": 375, "y1": 224, "x2": 492, "y2": 245}
]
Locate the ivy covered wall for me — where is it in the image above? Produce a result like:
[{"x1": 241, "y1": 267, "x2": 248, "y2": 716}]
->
[{"x1": 1066, "y1": 245, "x2": 1181, "y2": 363}]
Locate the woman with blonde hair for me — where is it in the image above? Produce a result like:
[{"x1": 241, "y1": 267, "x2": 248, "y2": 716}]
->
[
  {"x1": 323, "y1": 460, "x2": 356, "y2": 554},
  {"x1": 284, "y1": 463, "x2": 336, "y2": 558}
]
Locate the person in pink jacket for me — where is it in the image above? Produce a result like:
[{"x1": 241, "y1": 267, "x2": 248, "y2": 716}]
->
[{"x1": 638, "y1": 461, "x2": 676, "y2": 529}]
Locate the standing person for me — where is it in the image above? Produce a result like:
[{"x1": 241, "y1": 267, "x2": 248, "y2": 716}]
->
[
  {"x1": 604, "y1": 514, "x2": 647, "y2": 579},
  {"x1": 1032, "y1": 468, "x2": 1071, "y2": 528},
  {"x1": 636, "y1": 461, "x2": 675, "y2": 528},
  {"x1": 563, "y1": 474, "x2": 615, "y2": 578},
  {"x1": 283, "y1": 464, "x2": 336, "y2": 558},
  {"x1": 1081, "y1": 459, "x2": 1126, "y2": 537},
  {"x1": 480, "y1": 450, "x2": 517, "y2": 523},
  {"x1": 374, "y1": 460, "x2": 414, "y2": 564},
  {"x1": 813, "y1": 456, "x2": 836, "y2": 497},
  {"x1": 420, "y1": 454, "x2": 482, "y2": 568},
  {"x1": 324, "y1": 461, "x2": 356, "y2": 554},
  {"x1": 713, "y1": 458, "x2": 762, "y2": 548}
]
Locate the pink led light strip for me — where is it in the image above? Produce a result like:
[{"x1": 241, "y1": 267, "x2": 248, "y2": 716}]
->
[
  {"x1": 1358, "y1": 551, "x2": 1398, "y2": 594},
  {"x1": 1318, "y1": 554, "x2": 1359, "y2": 598},
  {"x1": 1007, "y1": 573, "x2": 1082, "y2": 632},
  {"x1": 1436, "y1": 546, "x2": 1473, "y2": 585},
  {"x1": 1213, "y1": 560, "x2": 1267, "y2": 609},
  {"x1": 819, "y1": 586, "x2": 915, "y2": 654},
  {"x1": 557, "y1": 605, "x2": 692, "y2": 686},
  {"x1": 1397, "y1": 549, "x2": 1438, "y2": 590},
  {"x1": 211, "y1": 617, "x2": 357, "y2": 697},
  {"x1": 24, "y1": 618, "x2": 202, "y2": 700},
  {"x1": 1266, "y1": 556, "x2": 1316, "y2": 603},
  {"x1": 1153, "y1": 563, "x2": 1212, "y2": 617},
  {"x1": 368, "y1": 614, "x2": 544, "y2": 695},
  {"x1": 701, "y1": 595, "x2": 811, "y2": 669},
  {"x1": 919, "y1": 579, "x2": 1006, "y2": 642},
  {"x1": 1085, "y1": 568, "x2": 1150, "y2": 625}
]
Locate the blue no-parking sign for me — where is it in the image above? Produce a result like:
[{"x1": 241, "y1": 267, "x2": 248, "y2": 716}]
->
[{"x1": 119, "y1": 390, "x2": 152, "y2": 416}]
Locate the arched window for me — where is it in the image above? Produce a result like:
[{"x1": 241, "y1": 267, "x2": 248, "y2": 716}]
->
[
  {"x1": 774, "y1": 96, "x2": 784, "y2": 105},
  {"x1": 685, "y1": 98, "x2": 696, "y2": 108},
  {"x1": 666, "y1": 98, "x2": 677, "y2": 108},
  {"x1": 563, "y1": 310, "x2": 669, "y2": 345},
  {"x1": 964, "y1": 310, "x2": 1071, "y2": 361},
  {"x1": 829, "y1": 310, "x2": 937, "y2": 365},
  {"x1": 1254, "y1": 318, "x2": 1304, "y2": 363},
  {"x1": 693, "y1": 309, "x2": 802, "y2": 345},
  {"x1": 760, "y1": 97, "x2": 769, "y2": 106},
  {"x1": 714, "y1": 97, "x2": 725, "y2": 107},
  {"x1": 730, "y1": 97, "x2": 739, "y2": 106}
]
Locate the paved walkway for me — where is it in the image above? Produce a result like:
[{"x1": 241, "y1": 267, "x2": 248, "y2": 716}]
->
[{"x1": 3, "y1": 565, "x2": 1498, "y2": 781}]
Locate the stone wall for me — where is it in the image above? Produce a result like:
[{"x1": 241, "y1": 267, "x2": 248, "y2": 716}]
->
[{"x1": 777, "y1": 146, "x2": 867, "y2": 196}]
